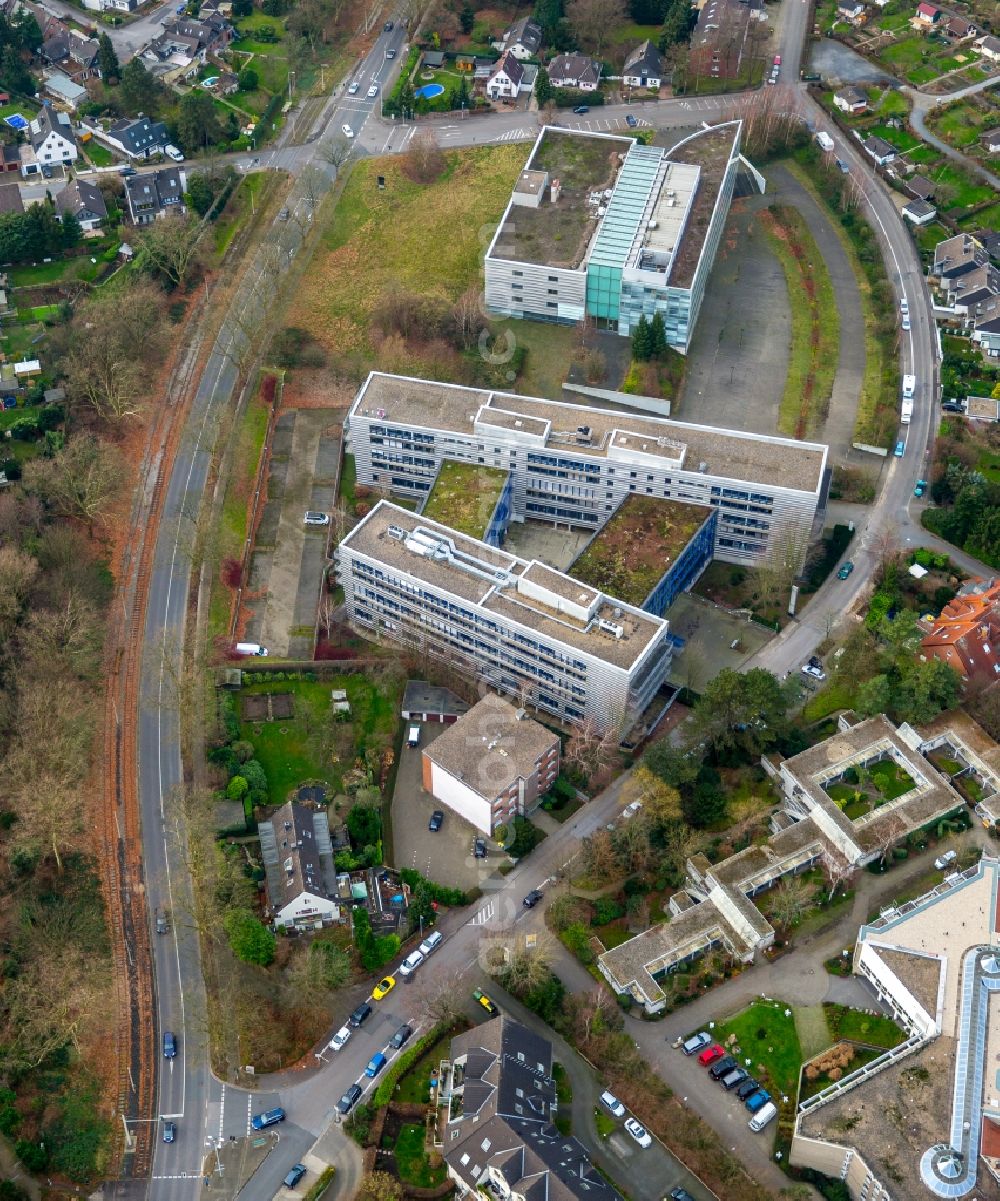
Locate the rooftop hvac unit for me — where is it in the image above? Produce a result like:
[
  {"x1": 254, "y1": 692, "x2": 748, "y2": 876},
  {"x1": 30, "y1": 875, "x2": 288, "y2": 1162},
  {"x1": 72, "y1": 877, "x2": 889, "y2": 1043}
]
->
[
  {"x1": 387, "y1": 525, "x2": 407, "y2": 540},
  {"x1": 598, "y1": 206, "x2": 606, "y2": 216},
  {"x1": 603, "y1": 189, "x2": 613, "y2": 200},
  {"x1": 577, "y1": 425, "x2": 591, "y2": 436},
  {"x1": 598, "y1": 619, "x2": 624, "y2": 640},
  {"x1": 698, "y1": 462, "x2": 707, "y2": 473},
  {"x1": 647, "y1": 220, "x2": 658, "y2": 230}
]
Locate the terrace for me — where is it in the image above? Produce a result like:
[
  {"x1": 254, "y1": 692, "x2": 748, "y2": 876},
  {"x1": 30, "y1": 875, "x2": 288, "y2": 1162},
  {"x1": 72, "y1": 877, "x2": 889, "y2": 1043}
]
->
[
  {"x1": 493, "y1": 129, "x2": 631, "y2": 268},
  {"x1": 421, "y1": 460, "x2": 509, "y2": 541}
]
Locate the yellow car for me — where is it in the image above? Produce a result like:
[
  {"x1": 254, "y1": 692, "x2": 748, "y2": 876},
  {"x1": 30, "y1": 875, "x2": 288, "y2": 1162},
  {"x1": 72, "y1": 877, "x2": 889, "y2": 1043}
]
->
[
  {"x1": 473, "y1": 988, "x2": 498, "y2": 1015},
  {"x1": 373, "y1": 976, "x2": 396, "y2": 1001}
]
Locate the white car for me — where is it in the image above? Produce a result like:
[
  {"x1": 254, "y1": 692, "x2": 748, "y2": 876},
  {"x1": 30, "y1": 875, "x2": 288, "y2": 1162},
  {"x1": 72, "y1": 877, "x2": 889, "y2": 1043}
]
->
[
  {"x1": 621, "y1": 801, "x2": 643, "y2": 820},
  {"x1": 342, "y1": 124, "x2": 354, "y2": 138},
  {"x1": 303, "y1": 511, "x2": 330, "y2": 526},
  {"x1": 599, "y1": 1090, "x2": 625, "y2": 1118},
  {"x1": 328, "y1": 1026, "x2": 351, "y2": 1052},
  {"x1": 348, "y1": 81, "x2": 359, "y2": 94},
  {"x1": 399, "y1": 949, "x2": 424, "y2": 977},
  {"x1": 800, "y1": 664, "x2": 826, "y2": 681},
  {"x1": 164, "y1": 143, "x2": 185, "y2": 162},
  {"x1": 367, "y1": 84, "x2": 379, "y2": 98},
  {"x1": 902, "y1": 316, "x2": 911, "y2": 331},
  {"x1": 624, "y1": 1118, "x2": 652, "y2": 1149}
]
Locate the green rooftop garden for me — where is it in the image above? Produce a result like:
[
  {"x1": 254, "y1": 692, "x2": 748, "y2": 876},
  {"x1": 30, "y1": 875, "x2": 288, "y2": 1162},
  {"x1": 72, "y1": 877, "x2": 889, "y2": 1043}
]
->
[
  {"x1": 569, "y1": 495, "x2": 710, "y2": 605},
  {"x1": 421, "y1": 459, "x2": 509, "y2": 540}
]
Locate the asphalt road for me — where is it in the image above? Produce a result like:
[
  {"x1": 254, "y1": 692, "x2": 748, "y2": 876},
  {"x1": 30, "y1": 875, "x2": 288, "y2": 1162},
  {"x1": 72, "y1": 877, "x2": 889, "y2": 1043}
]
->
[{"x1": 133, "y1": 5, "x2": 951, "y2": 1198}]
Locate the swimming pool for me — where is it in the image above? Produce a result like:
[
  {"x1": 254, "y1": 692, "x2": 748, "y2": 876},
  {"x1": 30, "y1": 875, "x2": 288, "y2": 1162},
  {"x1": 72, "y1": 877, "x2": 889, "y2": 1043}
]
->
[{"x1": 413, "y1": 83, "x2": 444, "y2": 99}]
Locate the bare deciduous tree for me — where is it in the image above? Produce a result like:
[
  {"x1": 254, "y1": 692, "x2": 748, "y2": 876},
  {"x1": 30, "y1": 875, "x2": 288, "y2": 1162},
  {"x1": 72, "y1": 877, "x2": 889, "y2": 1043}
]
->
[
  {"x1": 137, "y1": 212, "x2": 206, "y2": 288},
  {"x1": 23, "y1": 435, "x2": 124, "y2": 534},
  {"x1": 566, "y1": 0, "x2": 626, "y2": 55},
  {"x1": 403, "y1": 130, "x2": 445, "y2": 184}
]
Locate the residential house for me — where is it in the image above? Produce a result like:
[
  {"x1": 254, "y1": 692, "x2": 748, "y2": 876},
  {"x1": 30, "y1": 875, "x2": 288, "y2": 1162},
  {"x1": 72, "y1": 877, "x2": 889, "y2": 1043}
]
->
[
  {"x1": 623, "y1": 40, "x2": 664, "y2": 88},
  {"x1": 81, "y1": 0, "x2": 139, "y2": 13},
  {"x1": 440, "y1": 1016, "x2": 623, "y2": 1201},
  {"x1": 905, "y1": 173, "x2": 936, "y2": 200},
  {"x1": 67, "y1": 34, "x2": 101, "y2": 79},
  {"x1": 0, "y1": 182, "x2": 23, "y2": 215},
  {"x1": 690, "y1": 0, "x2": 762, "y2": 80},
  {"x1": 913, "y1": 0, "x2": 941, "y2": 24},
  {"x1": 833, "y1": 84, "x2": 868, "y2": 113},
  {"x1": 863, "y1": 134, "x2": 896, "y2": 165},
  {"x1": 973, "y1": 314, "x2": 1000, "y2": 357},
  {"x1": 547, "y1": 52, "x2": 602, "y2": 91},
  {"x1": 944, "y1": 12, "x2": 974, "y2": 37},
  {"x1": 947, "y1": 262, "x2": 1000, "y2": 314},
  {"x1": 55, "y1": 178, "x2": 107, "y2": 231},
  {"x1": 40, "y1": 34, "x2": 70, "y2": 66},
  {"x1": 22, "y1": 103, "x2": 78, "y2": 177},
  {"x1": 920, "y1": 580, "x2": 1000, "y2": 684},
  {"x1": 978, "y1": 231, "x2": 1000, "y2": 260},
  {"x1": 978, "y1": 33, "x2": 1000, "y2": 61},
  {"x1": 42, "y1": 72, "x2": 87, "y2": 110},
  {"x1": 499, "y1": 15, "x2": 542, "y2": 59},
  {"x1": 124, "y1": 166, "x2": 186, "y2": 224},
  {"x1": 981, "y1": 127, "x2": 1000, "y2": 154},
  {"x1": 455, "y1": 54, "x2": 476, "y2": 72},
  {"x1": 903, "y1": 198, "x2": 936, "y2": 225},
  {"x1": 837, "y1": 1, "x2": 869, "y2": 25},
  {"x1": 102, "y1": 115, "x2": 169, "y2": 158},
  {"x1": 143, "y1": 31, "x2": 203, "y2": 68},
  {"x1": 934, "y1": 232, "x2": 987, "y2": 280},
  {"x1": 214, "y1": 71, "x2": 238, "y2": 95},
  {"x1": 486, "y1": 51, "x2": 524, "y2": 100},
  {"x1": 257, "y1": 799, "x2": 339, "y2": 929},
  {"x1": 421, "y1": 694, "x2": 560, "y2": 836}
]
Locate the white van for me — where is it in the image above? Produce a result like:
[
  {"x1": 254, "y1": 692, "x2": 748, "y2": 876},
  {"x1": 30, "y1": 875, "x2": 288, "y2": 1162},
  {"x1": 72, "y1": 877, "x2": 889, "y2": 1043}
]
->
[
  {"x1": 418, "y1": 930, "x2": 443, "y2": 957},
  {"x1": 235, "y1": 642, "x2": 268, "y2": 656},
  {"x1": 164, "y1": 143, "x2": 185, "y2": 162},
  {"x1": 407, "y1": 726, "x2": 421, "y2": 748},
  {"x1": 748, "y1": 1101, "x2": 778, "y2": 1132}
]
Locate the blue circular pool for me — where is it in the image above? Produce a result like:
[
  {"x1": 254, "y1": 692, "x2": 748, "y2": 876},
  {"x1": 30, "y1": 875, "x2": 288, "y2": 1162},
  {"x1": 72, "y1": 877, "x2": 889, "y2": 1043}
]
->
[{"x1": 414, "y1": 83, "x2": 444, "y2": 99}]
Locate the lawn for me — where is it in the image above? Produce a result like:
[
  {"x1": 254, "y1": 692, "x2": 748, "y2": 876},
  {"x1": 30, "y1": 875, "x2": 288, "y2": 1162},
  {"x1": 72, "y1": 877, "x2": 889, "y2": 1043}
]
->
[
  {"x1": 928, "y1": 162, "x2": 994, "y2": 207},
  {"x1": 393, "y1": 1123, "x2": 447, "y2": 1188},
  {"x1": 213, "y1": 171, "x2": 272, "y2": 261},
  {"x1": 489, "y1": 315, "x2": 579, "y2": 397},
  {"x1": 393, "y1": 1031, "x2": 454, "y2": 1103},
  {"x1": 906, "y1": 144, "x2": 941, "y2": 164},
  {"x1": 868, "y1": 123, "x2": 921, "y2": 152},
  {"x1": 17, "y1": 304, "x2": 59, "y2": 322},
  {"x1": 823, "y1": 1003, "x2": 905, "y2": 1049},
  {"x1": 82, "y1": 139, "x2": 115, "y2": 166},
  {"x1": 978, "y1": 448, "x2": 1000, "y2": 484},
  {"x1": 235, "y1": 9, "x2": 287, "y2": 35},
  {"x1": 239, "y1": 672, "x2": 403, "y2": 803},
  {"x1": 928, "y1": 104, "x2": 985, "y2": 148},
  {"x1": 288, "y1": 144, "x2": 525, "y2": 368},
  {"x1": 609, "y1": 21, "x2": 661, "y2": 45},
  {"x1": 710, "y1": 1000, "x2": 803, "y2": 1100},
  {"x1": 9, "y1": 260, "x2": 72, "y2": 287},
  {"x1": 0, "y1": 404, "x2": 42, "y2": 432}
]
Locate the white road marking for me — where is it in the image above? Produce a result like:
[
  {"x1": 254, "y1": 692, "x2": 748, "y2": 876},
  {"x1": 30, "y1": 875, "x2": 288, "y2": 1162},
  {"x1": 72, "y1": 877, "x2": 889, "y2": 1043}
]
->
[
  {"x1": 470, "y1": 900, "x2": 496, "y2": 925},
  {"x1": 218, "y1": 1084, "x2": 225, "y2": 1142}
]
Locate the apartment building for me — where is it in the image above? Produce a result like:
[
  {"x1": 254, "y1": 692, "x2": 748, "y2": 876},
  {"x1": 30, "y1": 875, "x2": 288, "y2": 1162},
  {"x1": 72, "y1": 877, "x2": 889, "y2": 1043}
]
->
[
  {"x1": 485, "y1": 121, "x2": 743, "y2": 351},
  {"x1": 421, "y1": 694, "x2": 560, "y2": 834},
  {"x1": 334, "y1": 501, "x2": 673, "y2": 731},
  {"x1": 347, "y1": 372, "x2": 828, "y2": 567}
]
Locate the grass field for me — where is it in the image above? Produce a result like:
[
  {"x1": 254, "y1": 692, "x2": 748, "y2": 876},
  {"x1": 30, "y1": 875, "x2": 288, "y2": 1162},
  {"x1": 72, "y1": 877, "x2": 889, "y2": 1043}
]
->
[
  {"x1": 928, "y1": 162, "x2": 994, "y2": 207},
  {"x1": 288, "y1": 145, "x2": 526, "y2": 366},
  {"x1": 761, "y1": 204, "x2": 838, "y2": 439},
  {"x1": 500, "y1": 319, "x2": 579, "y2": 397},
  {"x1": 868, "y1": 123, "x2": 921, "y2": 152},
  {"x1": 824, "y1": 1003, "x2": 905, "y2": 1048},
  {"x1": 9, "y1": 259, "x2": 72, "y2": 287},
  {"x1": 711, "y1": 1001, "x2": 803, "y2": 1099},
  {"x1": 393, "y1": 1124, "x2": 447, "y2": 1188},
  {"x1": 82, "y1": 139, "x2": 115, "y2": 166}
]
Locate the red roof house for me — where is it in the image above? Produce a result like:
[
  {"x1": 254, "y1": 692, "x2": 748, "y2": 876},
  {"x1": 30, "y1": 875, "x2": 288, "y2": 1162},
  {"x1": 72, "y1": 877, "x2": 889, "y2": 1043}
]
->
[{"x1": 920, "y1": 579, "x2": 1000, "y2": 684}]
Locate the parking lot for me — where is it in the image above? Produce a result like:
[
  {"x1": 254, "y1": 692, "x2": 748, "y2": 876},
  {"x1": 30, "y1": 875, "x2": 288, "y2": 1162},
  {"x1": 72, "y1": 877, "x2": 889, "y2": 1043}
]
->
[{"x1": 390, "y1": 723, "x2": 504, "y2": 892}]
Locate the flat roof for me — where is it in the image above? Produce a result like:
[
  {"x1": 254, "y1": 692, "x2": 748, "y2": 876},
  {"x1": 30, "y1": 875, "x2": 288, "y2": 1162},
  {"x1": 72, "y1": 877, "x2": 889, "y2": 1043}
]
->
[
  {"x1": 569, "y1": 495, "x2": 711, "y2": 606},
  {"x1": 492, "y1": 128, "x2": 632, "y2": 269},
  {"x1": 662, "y1": 122, "x2": 741, "y2": 289},
  {"x1": 353, "y1": 373, "x2": 827, "y2": 494},
  {"x1": 421, "y1": 460, "x2": 509, "y2": 541},
  {"x1": 423, "y1": 693, "x2": 558, "y2": 798},
  {"x1": 339, "y1": 501, "x2": 667, "y2": 670}
]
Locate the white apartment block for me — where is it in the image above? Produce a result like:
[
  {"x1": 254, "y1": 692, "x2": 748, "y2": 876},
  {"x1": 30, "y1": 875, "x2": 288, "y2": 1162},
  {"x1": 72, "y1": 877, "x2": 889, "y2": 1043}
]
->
[
  {"x1": 347, "y1": 372, "x2": 829, "y2": 567},
  {"x1": 334, "y1": 501, "x2": 673, "y2": 732}
]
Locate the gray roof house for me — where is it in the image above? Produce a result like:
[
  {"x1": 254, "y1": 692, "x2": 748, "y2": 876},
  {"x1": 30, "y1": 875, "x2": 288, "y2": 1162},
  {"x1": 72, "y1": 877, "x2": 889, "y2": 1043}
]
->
[
  {"x1": 902, "y1": 197, "x2": 937, "y2": 225},
  {"x1": 257, "y1": 799, "x2": 339, "y2": 929},
  {"x1": 981, "y1": 127, "x2": 1000, "y2": 154},
  {"x1": 863, "y1": 134, "x2": 896, "y2": 165},
  {"x1": 623, "y1": 40, "x2": 664, "y2": 88},
  {"x1": 548, "y1": 52, "x2": 602, "y2": 91},
  {"x1": 23, "y1": 103, "x2": 78, "y2": 176},
  {"x1": 934, "y1": 232, "x2": 988, "y2": 279},
  {"x1": 500, "y1": 15, "x2": 543, "y2": 59},
  {"x1": 124, "y1": 166, "x2": 186, "y2": 224},
  {"x1": 103, "y1": 115, "x2": 169, "y2": 158},
  {"x1": 55, "y1": 178, "x2": 107, "y2": 231},
  {"x1": 42, "y1": 71, "x2": 87, "y2": 109},
  {"x1": 441, "y1": 1017, "x2": 623, "y2": 1201}
]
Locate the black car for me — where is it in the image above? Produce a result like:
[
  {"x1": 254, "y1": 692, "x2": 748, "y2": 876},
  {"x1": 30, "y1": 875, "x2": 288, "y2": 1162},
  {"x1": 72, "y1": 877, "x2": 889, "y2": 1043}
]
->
[
  {"x1": 349, "y1": 1001, "x2": 373, "y2": 1027},
  {"x1": 119, "y1": 165, "x2": 137, "y2": 177},
  {"x1": 338, "y1": 1083, "x2": 363, "y2": 1114},
  {"x1": 429, "y1": 810, "x2": 444, "y2": 832},
  {"x1": 573, "y1": 105, "x2": 589, "y2": 114},
  {"x1": 383, "y1": 19, "x2": 393, "y2": 29},
  {"x1": 735, "y1": 1076, "x2": 761, "y2": 1101},
  {"x1": 625, "y1": 113, "x2": 638, "y2": 127},
  {"x1": 708, "y1": 1055, "x2": 737, "y2": 1080},
  {"x1": 669, "y1": 1191, "x2": 695, "y2": 1201},
  {"x1": 942, "y1": 401, "x2": 965, "y2": 413},
  {"x1": 162, "y1": 1121, "x2": 176, "y2": 1144},
  {"x1": 522, "y1": 889, "x2": 543, "y2": 908},
  {"x1": 390, "y1": 1023, "x2": 413, "y2": 1049},
  {"x1": 721, "y1": 1067, "x2": 748, "y2": 1091},
  {"x1": 474, "y1": 838, "x2": 487, "y2": 859}
]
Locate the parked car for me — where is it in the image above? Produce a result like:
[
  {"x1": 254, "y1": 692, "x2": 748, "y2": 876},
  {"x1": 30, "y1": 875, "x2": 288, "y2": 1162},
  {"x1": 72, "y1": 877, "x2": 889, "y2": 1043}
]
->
[
  {"x1": 304, "y1": 511, "x2": 330, "y2": 526},
  {"x1": 745, "y1": 1089, "x2": 771, "y2": 1114},
  {"x1": 373, "y1": 976, "x2": 395, "y2": 1000},
  {"x1": 119, "y1": 165, "x2": 137, "y2": 177},
  {"x1": 837, "y1": 560, "x2": 854, "y2": 579},
  {"x1": 599, "y1": 1090, "x2": 626, "y2": 1118},
  {"x1": 342, "y1": 124, "x2": 354, "y2": 138},
  {"x1": 428, "y1": 810, "x2": 444, "y2": 832},
  {"x1": 625, "y1": 113, "x2": 638, "y2": 127},
  {"x1": 698, "y1": 1043, "x2": 725, "y2": 1066},
  {"x1": 901, "y1": 297, "x2": 908, "y2": 313},
  {"x1": 573, "y1": 105, "x2": 589, "y2": 114},
  {"x1": 156, "y1": 910, "x2": 169, "y2": 934},
  {"x1": 163, "y1": 1031, "x2": 177, "y2": 1059},
  {"x1": 914, "y1": 479, "x2": 927, "y2": 498},
  {"x1": 390, "y1": 1023, "x2": 413, "y2": 1049},
  {"x1": 902, "y1": 316, "x2": 911, "y2": 331},
  {"x1": 338, "y1": 1084, "x2": 363, "y2": 1114},
  {"x1": 736, "y1": 1076, "x2": 761, "y2": 1101},
  {"x1": 721, "y1": 1067, "x2": 748, "y2": 1091},
  {"x1": 251, "y1": 1107, "x2": 286, "y2": 1129},
  {"x1": 621, "y1": 801, "x2": 643, "y2": 820},
  {"x1": 801, "y1": 663, "x2": 826, "y2": 680},
  {"x1": 669, "y1": 1191, "x2": 695, "y2": 1201},
  {"x1": 419, "y1": 930, "x2": 443, "y2": 956},
  {"x1": 366, "y1": 1051, "x2": 387, "y2": 1078},
  {"x1": 349, "y1": 1001, "x2": 373, "y2": 1027},
  {"x1": 942, "y1": 401, "x2": 964, "y2": 413},
  {"x1": 473, "y1": 838, "x2": 487, "y2": 859},
  {"x1": 681, "y1": 1031, "x2": 711, "y2": 1055},
  {"x1": 348, "y1": 81, "x2": 360, "y2": 94},
  {"x1": 328, "y1": 1026, "x2": 351, "y2": 1052},
  {"x1": 399, "y1": 950, "x2": 424, "y2": 977},
  {"x1": 164, "y1": 144, "x2": 185, "y2": 162},
  {"x1": 708, "y1": 1055, "x2": 737, "y2": 1080},
  {"x1": 624, "y1": 1117, "x2": 652, "y2": 1148},
  {"x1": 163, "y1": 1121, "x2": 176, "y2": 1143},
  {"x1": 748, "y1": 1100, "x2": 778, "y2": 1131},
  {"x1": 894, "y1": 439, "x2": 905, "y2": 457},
  {"x1": 383, "y1": 19, "x2": 394, "y2": 29},
  {"x1": 473, "y1": 987, "x2": 498, "y2": 1015},
  {"x1": 835, "y1": 158, "x2": 849, "y2": 173},
  {"x1": 522, "y1": 889, "x2": 543, "y2": 908},
  {"x1": 283, "y1": 1164, "x2": 307, "y2": 1189}
]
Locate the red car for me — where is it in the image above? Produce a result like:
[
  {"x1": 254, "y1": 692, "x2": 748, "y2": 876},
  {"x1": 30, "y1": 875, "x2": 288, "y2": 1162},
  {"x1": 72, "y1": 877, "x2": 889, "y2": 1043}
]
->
[{"x1": 698, "y1": 1043, "x2": 725, "y2": 1066}]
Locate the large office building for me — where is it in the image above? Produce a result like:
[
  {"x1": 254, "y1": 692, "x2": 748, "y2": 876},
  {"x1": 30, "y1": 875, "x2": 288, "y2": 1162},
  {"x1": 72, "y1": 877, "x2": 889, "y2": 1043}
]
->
[
  {"x1": 484, "y1": 122, "x2": 744, "y2": 351},
  {"x1": 346, "y1": 372, "x2": 828, "y2": 568},
  {"x1": 334, "y1": 500, "x2": 673, "y2": 731}
]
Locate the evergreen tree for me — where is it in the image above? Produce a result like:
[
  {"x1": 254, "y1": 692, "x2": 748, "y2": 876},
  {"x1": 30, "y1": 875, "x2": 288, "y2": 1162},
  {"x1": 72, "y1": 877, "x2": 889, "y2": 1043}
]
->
[
  {"x1": 120, "y1": 58, "x2": 161, "y2": 114},
  {"x1": 535, "y1": 66, "x2": 553, "y2": 105},
  {"x1": 632, "y1": 313, "x2": 652, "y2": 361},
  {"x1": 97, "y1": 32, "x2": 120, "y2": 82},
  {"x1": 649, "y1": 310, "x2": 667, "y2": 358},
  {"x1": 460, "y1": 2, "x2": 475, "y2": 32}
]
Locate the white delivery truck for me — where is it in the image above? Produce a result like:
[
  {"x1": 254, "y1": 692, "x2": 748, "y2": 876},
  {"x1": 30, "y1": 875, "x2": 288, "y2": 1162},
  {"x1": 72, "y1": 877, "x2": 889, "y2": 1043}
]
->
[
  {"x1": 902, "y1": 374, "x2": 916, "y2": 400},
  {"x1": 815, "y1": 131, "x2": 834, "y2": 152},
  {"x1": 235, "y1": 642, "x2": 268, "y2": 656},
  {"x1": 901, "y1": 396, "x2": 913, "y2": 424}
]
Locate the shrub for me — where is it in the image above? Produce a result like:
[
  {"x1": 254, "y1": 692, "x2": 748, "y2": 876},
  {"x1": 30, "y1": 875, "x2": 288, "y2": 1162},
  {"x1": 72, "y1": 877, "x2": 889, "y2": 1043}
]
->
[
  {"x1": 222, "y1": 556, "x2": 243, "y2": 588},
  {"x1": 223, "y1": 907, "x2": 276, "y2": 966},
  {"x1": 592, "y1": 896, "x2": 625, "y2": 925}
]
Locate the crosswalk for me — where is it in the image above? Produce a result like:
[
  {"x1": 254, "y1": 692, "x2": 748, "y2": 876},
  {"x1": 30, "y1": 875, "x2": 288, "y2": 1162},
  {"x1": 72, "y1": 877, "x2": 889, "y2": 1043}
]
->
[
  {"x1": 497, "y1": 127, "x2": 535, "y2": 141},
  {"x1": 470, "y1": 899, "x2": 497, "y2": 926}
]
